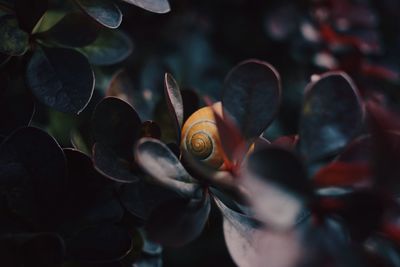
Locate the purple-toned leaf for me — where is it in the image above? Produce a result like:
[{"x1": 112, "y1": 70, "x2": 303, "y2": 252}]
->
[
  {"x1": 106, "y1": 69, "x2": 152, "y2": 120},
  {"x1": 61, "y1": 149, "x2": 124, "y2": 233},
  {"x1": 215, "y1": 198, "x2": 302, "y2": 267},
  {"x1": 75, "y1": 0, "x2": 122, "y2": 29},
  {"x1": 0, "y1": 127, "x2": 67, "y2": 227},
  {"x1": 243, "y1": 146, "x2": 310, "y2": 229},
  {"x1": 15, "y1": 0, "x2": 47, "y2": 33},
  {"x1": 299, "y1": 72, "x2": 364, "y2": 161},
  {"x1": 222, "y1": 59, "x2": 281, "y2": 140},
  {"x1": 26, "y1": 47, "x2": 94, "y2": 114},
  {"x1": 121, "y1": 0, "x2": 170, "y2": 14},
  {"x1": 92, "y1": 97, "x2": 141, "y2": 160},
  {"x1": 164, "y1": 73, "x2": 183, "y2": 142},
  {"x1": 119, "y1": 178, "x2": 181, "y2": 221},
  {"x1": 135, "y1": 138, "x2": 200, "y2": 198},
  {"x1": 146, "y1": 195, "x2": 210, "y2": 246},
  {"x1": 93, "y1": 142, "x2": 140, "y2": 183}
]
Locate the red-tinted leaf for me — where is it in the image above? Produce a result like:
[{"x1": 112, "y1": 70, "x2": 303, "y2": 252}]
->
[{"x1": 313, "y1": 162, "x2": 371, "y2": 188}]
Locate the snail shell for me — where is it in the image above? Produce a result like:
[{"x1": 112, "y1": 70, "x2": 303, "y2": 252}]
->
[{"x1": 181, "y1": 102, "x2": 224, "y2": 169}]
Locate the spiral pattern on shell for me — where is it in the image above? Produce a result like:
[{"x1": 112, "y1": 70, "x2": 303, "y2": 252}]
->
[{"x1": 181, "y1": 103, "x2": 224, "y2": 169}]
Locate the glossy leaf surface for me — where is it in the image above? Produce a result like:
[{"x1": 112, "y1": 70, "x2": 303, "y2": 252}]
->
[
  {"x1": 75, "y1": 0, "x2": 122, "y2": 29},
  {"x1": 299, "y1": 72, "x2": 363, "y2": 161},
  {"x1": 26, "y1": 47, "x2": 94, "y2": 114},
  {"x1": 222, "y1": 60, "x2": 281, "y2": 140},
  {"x1": 121, "y1": 0, "x2": 170, "y2": 14}
]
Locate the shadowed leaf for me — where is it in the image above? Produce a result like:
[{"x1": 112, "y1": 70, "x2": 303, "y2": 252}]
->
[
  {"x1": 299, "y1": 72, "x2": 364, "y2": 161},
  {"x1": 93, "y1": 142, "x2": 140, "y2": 183},
  {"x1": 146, "y1": 196, "x2": 210, "y2": 246},
  {"x1": 222, "y1": 59, "x2": 281, "y2": 140},
  {"x1": 92, "y1": 97, "x2": 141, "y2": 159},
  {"x1": 81, "y1": 30, "x2": 133, "y2": 66},
  {"x1": 164, "y1": 73, "x2": 183, "y2": 142},
  {"x1": 15, "y1": 0, "x2": 47, "y2": 33},
  {"x1": 26, "y1": 47, "x2": 94, "y2": 114},
  {"x1": 0, "y1": 15, "x2": 29, "y2": 56}
]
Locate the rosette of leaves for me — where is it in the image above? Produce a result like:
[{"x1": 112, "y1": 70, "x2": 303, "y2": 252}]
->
[
  {"x1": 0, "y1": 126, "x2": 155, "y2": 266},
  {"x1": 214, "y1": 72, "x2": 400, "y2": 267},
  {"x1": 0, "y1": 0, "x2": 169, "y2": 115}
]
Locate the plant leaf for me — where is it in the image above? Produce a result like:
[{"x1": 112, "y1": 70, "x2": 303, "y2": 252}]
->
[
  {"x1": 135, "y1": 137, "x2": 200, "y2": 198},
  {"x1": 75, "y1": 0, "x2": 122, "y2": 29},
  {"x1": 0, "y1": 127, "x2": 67, "y2": 227},
  {"x1": 81, "y1": 29, "x2": 133, "y2": 66},
  {"x1": 38, "y1": 12, "x2": 99, "y2": 47},
  {"x1": 299, "y1": 72, "x2": 364, "y2": 161},
  {"x1": 14, "y1": 0, "x2": 48, "y2": 33},
  {"x1": 0, "y1": 15, "x2": 29, "y2": 56},
  {"x1": 121, "y1": 0, "x2": 170, "y2": 14},
  {"x1": 243, "y1": 146, "x2": 310, "y2": 229},
  {"x1": 222, "y1": 59, "x2": 281, "y2": 140},
  {"x1": 93, "y1": 142, "x2": 140, "y2": 183},
  {"x1": 26, "y1": 47, "x2": 94, "y2": 114},
  {"x1": 215, "y1": 197, "x2": 302, "y2": 267},
  {"x1": 92, "y1": 97, "x2": 141, "y2": 160},
  {"x1": 146, "y1": 195, "x2": 211, "y2": 246},
  {"x1": 164, "y1": 73, "x2": 183, "y2": 142}
]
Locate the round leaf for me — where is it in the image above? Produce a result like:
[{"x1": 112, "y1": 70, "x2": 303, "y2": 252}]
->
[
  {"x1": 75, "y1": 0, "x2": 122, "y2": 29},
  {"x1": 80, "y1": 29, "x2": 133, "y2": 66},
  {"x1": 92, "y1": 97, "x2": 141, "y2": 160},
  {"x1": 121, "y1": 0, "x2": 170, "y2": 14},
  {"x1": 26, "y1": 47, "x2": 94, "y2": 114},
  {"x1": 299, "y1": 72, "x2": 364, "y2": 161},
  {"x1": 0, "y1": 15, "x2": 29, "y2": 56},
  {"x1": 222, "y1": 59, "x2": 281, "y2": 140}
]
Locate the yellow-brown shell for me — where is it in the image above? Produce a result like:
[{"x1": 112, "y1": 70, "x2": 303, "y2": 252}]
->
[{"x1": 181, "y1": 102, "x2": 224, "y2": 169}]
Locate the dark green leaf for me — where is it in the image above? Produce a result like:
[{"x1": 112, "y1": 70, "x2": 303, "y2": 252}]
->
[
  {"x1": 26, "y1": 47, "x2": 94, "y2": 114},
  {"x1": 75, "y1": 0, "x2": 122, "y2": 29},
  {"x1": 80, "y1": 29, "x2": 133, "y2": 65},
  {"x1": 299, "y1": 72, "x2": 363, "y2": 161},
  {"x1": 121, "y1": 0, "x2": 170, "y2": 14},
  {"x1": 0, "y1": 15, "x2": 29, "y2": 56},
  {"x1": 38, "y1": 12, "x2": 99, "y2": 47},
  {"x1": 15, "y1": 0, "x2": 48, "y2": 33},
  {"x1": 222, "y1": 59, "x2": 281, "y2": 140},
  {"x1": 135, "y1": 138, "x2": 200, "y2": 198},
  {"x1": 92, "y1": 97, "x2": 141, "y2": 159}
]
